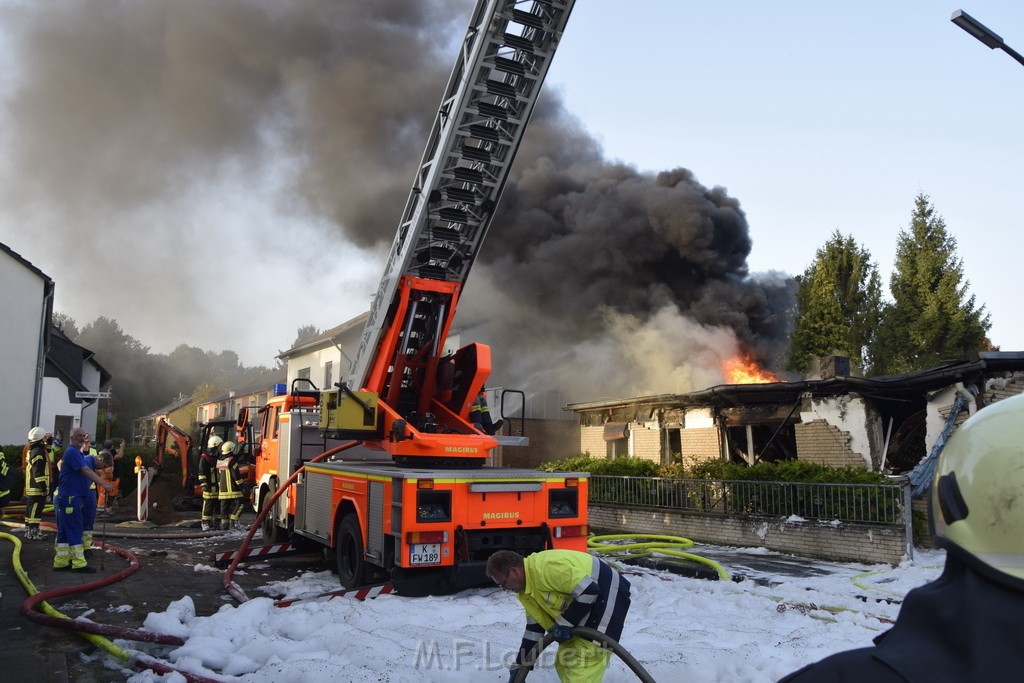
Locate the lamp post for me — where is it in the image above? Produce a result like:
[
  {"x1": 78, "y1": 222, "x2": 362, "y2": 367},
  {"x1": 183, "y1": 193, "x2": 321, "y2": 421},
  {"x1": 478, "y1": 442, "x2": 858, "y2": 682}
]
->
[{"x1": 951, "y1": 9, "x2": 1024, "y2": 68}]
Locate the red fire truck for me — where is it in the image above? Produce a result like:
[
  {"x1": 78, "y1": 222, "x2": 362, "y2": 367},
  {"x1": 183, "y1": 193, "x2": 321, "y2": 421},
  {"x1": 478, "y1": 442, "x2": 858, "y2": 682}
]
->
[{"x1": 251, "y1": 0, "x2": 586, "y2": 596}]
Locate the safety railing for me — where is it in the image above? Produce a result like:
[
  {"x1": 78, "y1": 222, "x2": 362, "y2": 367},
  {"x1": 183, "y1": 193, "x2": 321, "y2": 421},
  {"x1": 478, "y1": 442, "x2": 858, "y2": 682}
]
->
[{"x1": 588, "y1": 475, "x2": 910, "y2": 526}]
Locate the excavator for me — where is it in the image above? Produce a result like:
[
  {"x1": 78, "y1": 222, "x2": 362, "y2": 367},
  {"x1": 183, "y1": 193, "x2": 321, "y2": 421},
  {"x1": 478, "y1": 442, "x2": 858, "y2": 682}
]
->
[{"x1": 153, "y1": 414, "x2": 255, "y2": 511}]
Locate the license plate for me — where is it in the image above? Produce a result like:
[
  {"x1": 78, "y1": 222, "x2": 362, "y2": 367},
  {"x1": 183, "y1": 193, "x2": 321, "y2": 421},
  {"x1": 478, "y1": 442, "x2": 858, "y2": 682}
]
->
[{"x1": 410, "y1": 543, "x2": 441, "y2": 565}]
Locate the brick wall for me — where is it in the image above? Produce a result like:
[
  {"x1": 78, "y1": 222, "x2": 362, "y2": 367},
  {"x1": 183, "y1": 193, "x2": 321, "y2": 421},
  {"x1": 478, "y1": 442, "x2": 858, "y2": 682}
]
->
[
  {"x1": 631, "y1": 423, "x2": 662, "y2": 463},
  {"x1": 580, "y1": 425, "x2": 605, "y2": 458},
  {"x1": 590, "y1": 504, "x2": 911, "y2": 565},
  {"x1": 794, "y1": 420, "x2": 863, "y2": 467},
  {"x1": 681, "y1": 427, "x2": 720, "y2": 466},
  {"x1": 498, "y1": 418, "x2": 580, "y2": 469}
]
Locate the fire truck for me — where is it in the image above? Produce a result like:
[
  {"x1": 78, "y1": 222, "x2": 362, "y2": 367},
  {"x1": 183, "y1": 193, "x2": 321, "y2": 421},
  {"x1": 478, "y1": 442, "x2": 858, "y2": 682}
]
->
[{"x1": 251, "y1": 0, "x2": 587, "y2": 596}]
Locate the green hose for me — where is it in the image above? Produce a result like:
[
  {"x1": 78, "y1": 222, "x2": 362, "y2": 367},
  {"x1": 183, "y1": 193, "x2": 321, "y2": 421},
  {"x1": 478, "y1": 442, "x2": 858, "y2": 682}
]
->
[
  {"x1": 0, "y1": 531, "x2": 132, "y2": 663},
  {"x1": 588, "y1": 533, "x2": 730, "y2": 581}
]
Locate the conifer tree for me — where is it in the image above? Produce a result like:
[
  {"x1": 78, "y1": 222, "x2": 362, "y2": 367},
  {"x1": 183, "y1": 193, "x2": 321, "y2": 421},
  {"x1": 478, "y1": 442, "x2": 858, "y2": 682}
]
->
[
  {"x1": 787, "y1": 231, "x2": 882, "y2": 374},
  {"x1": 870, "y1": 194, "x2": 990, "y2": 375}
]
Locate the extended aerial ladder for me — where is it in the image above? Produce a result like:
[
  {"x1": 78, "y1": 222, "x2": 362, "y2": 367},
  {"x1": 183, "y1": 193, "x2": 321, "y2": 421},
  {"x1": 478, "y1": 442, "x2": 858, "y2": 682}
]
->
[
  {"x1": 324, "y1": 0, "x2": 576, "y2": 466},
  {"x1": 251, "y1": 1, "x2": 587, "y2": 592}
]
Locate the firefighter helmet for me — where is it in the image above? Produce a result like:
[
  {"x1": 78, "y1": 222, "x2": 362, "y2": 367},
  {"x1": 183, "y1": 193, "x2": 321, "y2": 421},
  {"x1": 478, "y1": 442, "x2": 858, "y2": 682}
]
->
[
  {"x1": 28, "y1": 426, "x2": 46, "y2": 442},
  {"x1": 207, "y1": 435, "x2": 223, "y2": 450},
  {"x1": 220, "y1": 441, "x2": 236, "y2": 455},
  {"x1": 930, "y1": 393, "x2": 1024, "y2": 589}
]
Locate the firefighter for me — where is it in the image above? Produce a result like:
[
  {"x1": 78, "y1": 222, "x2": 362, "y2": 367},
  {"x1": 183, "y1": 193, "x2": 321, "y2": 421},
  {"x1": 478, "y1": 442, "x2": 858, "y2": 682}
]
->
[
  {"x1": 198, "y1": 435, "x2": 223, "y2": 531},
  {"x1": 0, "y1": 449, "x2": 12, "y2": 518},
  {"x1": 53, "y1": 428, "x2": 114, "y2": 573},
  {"x1": 216, "y1": 441, "x2": 246, "y2": 531},
  {"x1": 487, "y1": 549, "x2": 632, "y2": 683},
  {"x1": 24, "y1": 426, "x2": 50, "y2": 540},
  {"x1": 781, "y1": 393, "x2": 1024, "y2": 682},
  {"x1": 470, "y1": 387, "x2": 503, "y2": 436}
]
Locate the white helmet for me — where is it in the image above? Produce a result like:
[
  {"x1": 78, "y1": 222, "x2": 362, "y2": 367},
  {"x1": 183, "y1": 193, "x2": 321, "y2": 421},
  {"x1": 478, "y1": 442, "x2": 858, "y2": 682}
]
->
[
  {"x1": 28, "y1": 426, "x2": 47, "y2": 442},
  {"x1": 931, "y1": 393, "x2": 1024, "y2": 588},
  {"x1": 208, "y1": 435, "x2": 224, "y2": 450},
  {"x1": 220, "y1": 441, "x2": 237, "y2": 455}
]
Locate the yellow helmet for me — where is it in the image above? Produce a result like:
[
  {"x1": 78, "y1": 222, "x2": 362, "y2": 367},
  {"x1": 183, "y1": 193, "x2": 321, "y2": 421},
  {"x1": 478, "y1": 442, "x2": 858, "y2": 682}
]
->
[
  {"x1": 28, "y1": 426, "x2": 47, "y2": 442},
  {"x1": 207, "y1": 435, "x2": 224, "y2": 450},
  {"x1": 220, "y1": 441, "x2": 237, "y2": 455},
  {"x1": 930, "y1": 393, "x2": 1024, "y2": 587}
]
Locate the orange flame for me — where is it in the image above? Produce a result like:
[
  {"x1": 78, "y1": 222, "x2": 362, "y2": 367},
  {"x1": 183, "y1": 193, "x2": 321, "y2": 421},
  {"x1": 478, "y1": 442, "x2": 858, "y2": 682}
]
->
[{"x1": 722, "y1": 353, "x2": 779, "y2": 384}]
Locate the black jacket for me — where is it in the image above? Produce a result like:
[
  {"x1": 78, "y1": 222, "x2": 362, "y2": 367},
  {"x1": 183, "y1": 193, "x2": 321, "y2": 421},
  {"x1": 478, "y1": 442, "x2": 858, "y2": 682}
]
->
[{"x1": 780, "y1": 556, "x2": 1024, "y2": 682}]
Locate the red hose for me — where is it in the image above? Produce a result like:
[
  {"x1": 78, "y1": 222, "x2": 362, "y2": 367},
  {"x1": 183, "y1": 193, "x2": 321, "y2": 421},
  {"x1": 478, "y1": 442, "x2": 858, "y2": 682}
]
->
[
  {"x1": 20, "y1": 537, "x2": 185, "y2": 645},
  {"x1": 223, "y1": 441, "x2": 358, "y2": 602}
]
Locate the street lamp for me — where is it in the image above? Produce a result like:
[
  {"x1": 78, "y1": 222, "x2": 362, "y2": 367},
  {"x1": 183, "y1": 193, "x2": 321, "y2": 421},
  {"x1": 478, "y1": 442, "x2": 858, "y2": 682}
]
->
[{"x1": 951, "y1": 9, "x2": 1024, "y2": 68}]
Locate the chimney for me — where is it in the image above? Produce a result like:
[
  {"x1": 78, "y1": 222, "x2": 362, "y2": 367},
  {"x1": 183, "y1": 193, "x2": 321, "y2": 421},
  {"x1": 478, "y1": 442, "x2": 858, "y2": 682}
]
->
[{"x1": 820, "y1": 355, "x2": 851, "y2": 379}]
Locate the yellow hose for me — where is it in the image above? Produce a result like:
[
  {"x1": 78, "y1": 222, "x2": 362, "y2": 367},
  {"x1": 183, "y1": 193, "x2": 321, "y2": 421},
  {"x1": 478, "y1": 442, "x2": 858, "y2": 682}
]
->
[
  {"x1": 588, "y1": 533, "x2": 730, "y2": 581},
  {"x1": 0, "y1": 531, "x2": 132, "y2": 663}
]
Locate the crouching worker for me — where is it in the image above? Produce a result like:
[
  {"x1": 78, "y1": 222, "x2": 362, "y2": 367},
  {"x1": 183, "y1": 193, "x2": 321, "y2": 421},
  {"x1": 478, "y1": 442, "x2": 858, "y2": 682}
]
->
[
  {"x1": 780, "y1": 392, "x2": 1024, "y2": 682},
  {"x1": 54, "y1": 428, "x2": 114, "y2": 573},
  {"x1": 486, "y1": 549, "x2": 631, "y2": 683},
  {"x1": 216, "y1": 441, "x2": 246, "y2": 531}
]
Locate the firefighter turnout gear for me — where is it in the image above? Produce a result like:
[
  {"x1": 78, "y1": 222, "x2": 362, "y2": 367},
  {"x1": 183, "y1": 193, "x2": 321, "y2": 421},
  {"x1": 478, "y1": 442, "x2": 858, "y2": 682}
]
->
[
  {"x1": 216, "y1": 442, "x2": 245, "y2": 530},
  {"x1": 24, "y1": 435, "x2": 50, "y2": 539},
  {"x1": 470, "y1": 389, "x2": 503, "y2": 436},
  {"x1": 198, "y1": 444, "x2": 220, "y2": 531},
  {"x1": 503, "y1": 549, "x2": 631, "y2": 683}
]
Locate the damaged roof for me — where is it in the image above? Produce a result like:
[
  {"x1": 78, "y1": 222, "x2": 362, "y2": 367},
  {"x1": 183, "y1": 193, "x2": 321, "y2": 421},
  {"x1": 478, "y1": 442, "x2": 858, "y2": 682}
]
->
[{"x1": 566, "y1": 352, "x2": 1024, "y2": 412}]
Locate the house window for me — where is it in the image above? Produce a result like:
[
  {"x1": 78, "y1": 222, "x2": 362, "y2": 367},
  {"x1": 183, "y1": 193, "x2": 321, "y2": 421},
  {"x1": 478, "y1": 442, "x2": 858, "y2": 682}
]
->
[
  {"x1": 297, "y1": 367, "x2": 310, "y2": 381},
  {"x1": 324, "y1": 361, "x2": 333, "y2": 390}
]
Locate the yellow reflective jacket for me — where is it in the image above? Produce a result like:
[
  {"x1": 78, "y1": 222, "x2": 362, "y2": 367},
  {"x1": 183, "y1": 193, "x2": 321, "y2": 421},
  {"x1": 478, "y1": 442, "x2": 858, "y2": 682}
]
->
[{"x1": 516, "y1": 549, "x2": 595, "y2": 629}]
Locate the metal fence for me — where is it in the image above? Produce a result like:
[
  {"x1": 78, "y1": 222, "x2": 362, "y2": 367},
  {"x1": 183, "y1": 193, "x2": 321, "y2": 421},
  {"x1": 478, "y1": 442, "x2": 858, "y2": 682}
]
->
[{"x1": 589, "y1": 475, "x2": 911, "y2": 526}]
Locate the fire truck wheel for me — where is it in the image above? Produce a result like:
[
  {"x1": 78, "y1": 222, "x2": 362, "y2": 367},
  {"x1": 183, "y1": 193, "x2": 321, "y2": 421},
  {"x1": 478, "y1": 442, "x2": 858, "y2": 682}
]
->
[
  {"x1": 336, "y1": 514, "x2": 366, "y2": 589},
  {"x1": 261, "y1": 481, "x2": 287, "y2": 544}
]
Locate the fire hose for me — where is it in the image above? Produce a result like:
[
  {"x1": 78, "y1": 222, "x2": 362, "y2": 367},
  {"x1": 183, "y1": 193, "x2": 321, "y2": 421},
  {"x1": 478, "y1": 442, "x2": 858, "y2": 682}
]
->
[
  {"x1": 1, "y1": 528, "x2": 221, "y2": 683},
  {"x1": 513, "y1": 625, "x2": 656, "y2": 683},
  {"x1": 222, "y1": 440, "x2": 359, "y2": 602}
]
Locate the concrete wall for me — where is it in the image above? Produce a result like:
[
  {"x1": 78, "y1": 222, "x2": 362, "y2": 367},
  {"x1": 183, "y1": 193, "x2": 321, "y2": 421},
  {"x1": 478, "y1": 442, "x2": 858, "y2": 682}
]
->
[{"x1": 590, "y1": 504, "x2": 910, "y2": 565}]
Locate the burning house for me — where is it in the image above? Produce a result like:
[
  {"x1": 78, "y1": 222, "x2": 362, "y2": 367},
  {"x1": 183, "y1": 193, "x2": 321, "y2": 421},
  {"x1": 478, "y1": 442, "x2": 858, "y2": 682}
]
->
[{"x1": 566, "y1": 352, "x2": 1024, "y2": 475}]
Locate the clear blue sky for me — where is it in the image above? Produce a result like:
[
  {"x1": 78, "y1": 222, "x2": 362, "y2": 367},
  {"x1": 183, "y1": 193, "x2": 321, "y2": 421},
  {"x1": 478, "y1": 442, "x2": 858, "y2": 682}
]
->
[{"x1": 547, "y1": 1, "x2": 1024, "y2": 349}]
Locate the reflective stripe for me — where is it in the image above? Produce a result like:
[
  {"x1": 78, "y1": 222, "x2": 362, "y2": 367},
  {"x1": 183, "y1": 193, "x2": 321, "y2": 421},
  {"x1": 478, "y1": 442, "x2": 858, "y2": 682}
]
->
[{"x1": 976, "y1": 552, "x2": 1024, "y2": 568}]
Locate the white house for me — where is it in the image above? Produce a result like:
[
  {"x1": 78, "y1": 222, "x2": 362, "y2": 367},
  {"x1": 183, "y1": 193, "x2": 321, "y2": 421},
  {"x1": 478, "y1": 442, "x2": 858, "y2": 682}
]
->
[
  {"x1": 0, "y1": 242, "x2": 54, "y2": 444},
  {"x1": 1, "y1": 241, "x2": 109, "y2": 445}
]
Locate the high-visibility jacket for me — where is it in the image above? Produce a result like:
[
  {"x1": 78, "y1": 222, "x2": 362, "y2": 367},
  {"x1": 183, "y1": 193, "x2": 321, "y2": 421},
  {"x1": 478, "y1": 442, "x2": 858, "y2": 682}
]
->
[
  {"x1": 515, "y1": 549, "x2": 631, "y2": 666},
  {"x1": 198, "y1": 452, "x2": 218, "y2": 492},
  {"x1": 25, "y1": 443, "x2": 50, "y2": 497},
  {"x1": 0, "y1": 454, "x2": 11, "y2": 505},
  {"x1": 216, "y1": 456, "x2": 244, "y2": 499}
]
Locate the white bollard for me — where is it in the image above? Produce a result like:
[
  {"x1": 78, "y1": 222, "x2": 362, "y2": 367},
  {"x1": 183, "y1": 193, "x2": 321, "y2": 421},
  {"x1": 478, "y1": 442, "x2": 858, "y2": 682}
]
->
[{"x1": 135, "y1": 457, "x2": 149, "y2": 522}]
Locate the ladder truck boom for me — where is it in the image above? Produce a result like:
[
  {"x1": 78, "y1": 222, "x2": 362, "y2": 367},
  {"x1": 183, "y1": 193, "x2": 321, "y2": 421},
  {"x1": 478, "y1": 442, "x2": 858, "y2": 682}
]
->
[
  {"x1": 253, "y1": 1, "x2": 588, "y2": 596},
  {"x1": 342, "y1": 1, "x2": 575, "y2": 459}
]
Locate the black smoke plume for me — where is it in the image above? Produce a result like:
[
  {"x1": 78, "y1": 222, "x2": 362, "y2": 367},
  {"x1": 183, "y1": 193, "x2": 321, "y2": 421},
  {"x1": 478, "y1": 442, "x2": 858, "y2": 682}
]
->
[{"x1": 0, "y1": 0, "x2": 794, "y2": 402}]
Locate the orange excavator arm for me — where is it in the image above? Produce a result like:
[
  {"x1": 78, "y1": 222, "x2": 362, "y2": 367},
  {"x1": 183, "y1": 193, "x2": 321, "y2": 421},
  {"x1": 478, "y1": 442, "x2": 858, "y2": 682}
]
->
[{"x1": 154, "y1": 418, "x2": 193, "y2": 489}]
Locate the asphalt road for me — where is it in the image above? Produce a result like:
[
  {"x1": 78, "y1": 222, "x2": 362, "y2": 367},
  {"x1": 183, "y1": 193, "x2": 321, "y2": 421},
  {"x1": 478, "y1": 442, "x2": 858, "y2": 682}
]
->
[{"x1": 0, "y1": 509, "x2": 327, "y2": 682}]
